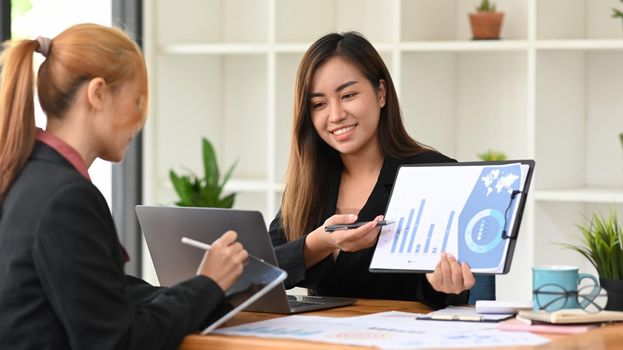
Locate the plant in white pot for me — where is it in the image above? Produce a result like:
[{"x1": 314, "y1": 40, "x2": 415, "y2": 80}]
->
[
  {"x1": 169, "y1": 137, "x2": 237, "y2": 208},
  {"x1": 469, "y1": 0, "x2": 505, "y2": 40},
  {"x1": 560, "y1": 209, "x2": 623, "y2": 311}
]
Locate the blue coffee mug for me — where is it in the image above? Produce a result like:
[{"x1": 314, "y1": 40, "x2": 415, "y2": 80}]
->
[{"x1": 532, "y1": 265, "x2": 599, "y2": 311}]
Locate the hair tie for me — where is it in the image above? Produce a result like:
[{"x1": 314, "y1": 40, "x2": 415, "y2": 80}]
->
[{"x1": 35, "y1": 36, "x2": 51, "y2": 57}]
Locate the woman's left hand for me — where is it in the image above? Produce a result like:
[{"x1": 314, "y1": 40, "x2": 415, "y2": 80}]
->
[{"x1": 425, "y1": 253, "x2": 475, "y2": 294}]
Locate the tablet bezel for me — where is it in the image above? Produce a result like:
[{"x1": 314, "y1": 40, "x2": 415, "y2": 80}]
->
[{"x1": 200, "y1": 255, "x2": 287, "y2": 334}]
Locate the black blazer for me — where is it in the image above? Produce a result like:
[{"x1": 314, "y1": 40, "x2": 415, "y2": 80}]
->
[
  {"x1": 0, "y1": 142, "x2": 225, "y2": 350},
  {"x1": 269, "y1": 151, "x2": 468, "y2": 309}
]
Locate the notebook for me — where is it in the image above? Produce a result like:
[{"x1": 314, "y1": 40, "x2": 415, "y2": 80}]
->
[
  {"x1": 370, "y1": 160, "x2": 535, "y2": 274},
  {"x1": 518, "y1": 309, "x2": 623, "y2": 324}
]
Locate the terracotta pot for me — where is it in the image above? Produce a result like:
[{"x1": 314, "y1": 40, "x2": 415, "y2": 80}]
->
[
  {"x1": 469, "y1": 12, "x2": 504, "y2": 40},
  {"x1": 600, "y1": 277, "x2": 623, "y2": 311}
]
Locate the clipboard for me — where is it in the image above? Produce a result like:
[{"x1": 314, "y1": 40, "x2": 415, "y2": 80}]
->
[
  {"x1": 415, "y1": 306, "x2": 515, "y2": 323},
  {"x1": 415, "y1": 306, "x2": 515, "y2": 322},
  {"x1": 369, "y1": 160, "x2": 535, "y2": 275}
]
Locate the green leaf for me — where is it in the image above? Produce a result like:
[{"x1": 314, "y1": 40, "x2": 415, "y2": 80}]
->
[
  {"x1": 476, "y1": 0, "x2": 496, "y2": 12},
  {"x1": 202, "y1": 137, "x2": 219, "y2": 188},
  {"x1": 219, "y1": 160, "x2": 238, "y2": 191},
  {"x1": 169, "y1": 170, "x2": 193, "y2": 206},
  {"x1": 218, "y1": 193, "x2": 236, "y2": 209}
]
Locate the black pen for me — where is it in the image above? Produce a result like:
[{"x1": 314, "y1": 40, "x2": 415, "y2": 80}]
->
[{"x1": 325, "y1": 220, "x2": 395, "y2": 233}]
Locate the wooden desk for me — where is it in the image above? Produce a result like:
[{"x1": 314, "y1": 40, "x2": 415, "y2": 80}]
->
[{"x1": 179, "y1": 299, "x2": 623, "y2": 350}]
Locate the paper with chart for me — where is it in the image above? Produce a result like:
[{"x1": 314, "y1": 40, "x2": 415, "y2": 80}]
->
[
  {"x1": 370, "y1": 162, "x2": 531, "y2": 273},
  {"x1": 213, "y1": 311, "x2": 549, "y2": 349}
]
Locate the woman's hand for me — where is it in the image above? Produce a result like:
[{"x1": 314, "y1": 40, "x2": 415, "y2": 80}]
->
[
  {"x1": 322, "y1": 214, "x2": 384, "y2": 252},
  {"x1": 197, "y1": 230, "x2": 249, "y2": 292},
  {"x1": 303, "y1": 214, "x2": 384, "y2": 268},
  {"x1": 425, "y1": 253, "x2": 475, "y2": 294}
]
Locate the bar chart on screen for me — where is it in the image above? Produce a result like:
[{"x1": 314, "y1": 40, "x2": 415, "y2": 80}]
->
[{"x1": 370, "y1": 162, "x2": 533, "y2": 274}]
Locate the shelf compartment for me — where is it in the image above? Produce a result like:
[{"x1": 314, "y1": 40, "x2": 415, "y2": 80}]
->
[
  {"x1": 400, "y1": 51, "x2": 529, "y2": 161},
  {"x1": 537, "y1": 0, "x2": 623, "y2": 40},
  {"x1": 535, "y1": 51, "x2": 623, "y2": 190},
  {"x1": 275, "y1": 0, "x2": 393, "y2": 43},
  {"x1": 400, "y1": 0, "x2": 528, "y2": 41},
  {"x1": 153, "y1": 54, "x2": 268, "y2": 202},
  {"x1": 231, "y1": 191, "x2": 271, "y2": 221},
  {"x1": 155, "y1": 0, "x2": 268, "y2": 45},
  {"x1": 533, "y1": 201, "x2": 619, "y2": 275}
]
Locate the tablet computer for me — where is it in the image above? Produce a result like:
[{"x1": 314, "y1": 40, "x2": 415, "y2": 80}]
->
[
  {"x1": 194, "y1": 247, "x2": 287, "y2": 334},
  {"x1": 370, "y1": 160, "x2": 534, "y2": 274}
]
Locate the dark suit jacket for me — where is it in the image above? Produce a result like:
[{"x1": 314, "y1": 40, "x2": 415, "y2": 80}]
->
[
  {"x1": 0, "y1": 142, "x2": 225, "y2": 350},
  {"x1": 269, "y1": 151, "x2": 468, "y2": 309}
]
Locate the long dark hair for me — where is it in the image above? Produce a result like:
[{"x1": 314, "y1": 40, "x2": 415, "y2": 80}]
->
[{"x1": 280, "y1": 32, "x2": 428, "y2": 241}]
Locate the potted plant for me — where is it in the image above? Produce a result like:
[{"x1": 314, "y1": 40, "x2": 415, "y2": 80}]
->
[
  {"x1": 477, "y1": 149, "x2": 507, "y2": 161},
  {"x1": 560, "y1": 209, "x2": 623, "y2": 311},
  {"x1": 169, "y1": 137, "x2": 237, "y2": 208},
  {"x1": 469, "y1": 0, "x2": 505, "y2": 40}
]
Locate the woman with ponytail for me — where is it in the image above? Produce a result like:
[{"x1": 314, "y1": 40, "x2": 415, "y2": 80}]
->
[{"x1": 0, "y1": 24, "x2": 247, "y2": 350}]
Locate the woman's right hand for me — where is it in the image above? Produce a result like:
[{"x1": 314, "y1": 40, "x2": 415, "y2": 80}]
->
[
  {"x1": 196, "y1": 230, "x2": 248, "y2": 292},
  {"x1": 320, "y1": 214, "x2": 384, "y2": 252},
  {"x1": 304, "y1": 214, "x2": 383, "y2": 268}
]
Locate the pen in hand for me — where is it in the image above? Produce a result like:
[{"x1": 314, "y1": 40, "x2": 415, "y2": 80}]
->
[
  {"x1": 181, "y1": 236, "x2": 257, "y2": 265},
  {"x1": 181, "y1": 236, "x2": 213, "y2": 251},
  {"x1": 324, "y1": 220, "x2": 395, "y2": 233}
]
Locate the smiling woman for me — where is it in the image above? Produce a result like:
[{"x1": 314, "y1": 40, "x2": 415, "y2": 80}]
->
[{"x1": 268, "y1": 32, "x2": 475, "y2": 309}]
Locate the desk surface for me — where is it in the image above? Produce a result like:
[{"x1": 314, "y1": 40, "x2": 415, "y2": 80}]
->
[{"x1": 179, "y1": 299, "x2": 623, "y2": 350}]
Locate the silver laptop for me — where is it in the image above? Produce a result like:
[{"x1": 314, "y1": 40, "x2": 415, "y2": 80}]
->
[{"x1": 136, "y1": 205, "x2": 356, "y2": 313}]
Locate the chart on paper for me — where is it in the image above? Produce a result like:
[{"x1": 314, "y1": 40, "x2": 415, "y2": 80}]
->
[
  {"x1": 387, "y1": 200, "x2": 456, "y2": 256},
  {"x1": 370, "y1": 163, "x2": 529, "y2": 273}
]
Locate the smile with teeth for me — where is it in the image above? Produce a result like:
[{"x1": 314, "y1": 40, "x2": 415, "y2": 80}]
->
[{"x1": 332, "y1": 125, "x2": 356, "y2": 136}]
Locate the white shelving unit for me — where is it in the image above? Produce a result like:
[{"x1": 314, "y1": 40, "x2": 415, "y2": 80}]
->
[{"x1": 143, "y1": 0, "x2": 623, "y2": 300}]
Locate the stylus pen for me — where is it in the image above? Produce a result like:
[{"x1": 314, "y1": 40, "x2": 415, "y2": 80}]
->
[
  {"x1": 325, "y1": 220, "x2": 395, "y2": 233},
  {"x1": 181, "y1": 237, "x2": 212, "y2": 251},
  {"x1": 182, "y1": 236, "x2": 259, "y2": 265}
]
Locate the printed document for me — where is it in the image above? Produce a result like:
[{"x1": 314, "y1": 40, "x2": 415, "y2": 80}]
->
[
  {"x1": 214, "y1": 311, "x2": 549, "y2": 349},
  {"x1": 370, "y1": 162, "x2": 531, "y2": 273}
]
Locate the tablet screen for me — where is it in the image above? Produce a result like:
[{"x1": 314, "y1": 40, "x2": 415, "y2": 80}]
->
[{"x1": 200, "y1": 255, "x2": 287, "y2": 334}]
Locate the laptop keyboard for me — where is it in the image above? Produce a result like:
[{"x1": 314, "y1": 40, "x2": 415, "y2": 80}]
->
[{"x1": 287, "y1": 295, "x2": 325, "y2": 307}]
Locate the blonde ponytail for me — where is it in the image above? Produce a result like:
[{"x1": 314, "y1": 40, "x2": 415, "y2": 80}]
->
[
  {"x1": 0, "y1": 40, "x2": 39, "y2": 201},
  {"x1": 0, "y1": 24, "x2": 146, "y2": 202}
]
